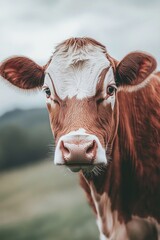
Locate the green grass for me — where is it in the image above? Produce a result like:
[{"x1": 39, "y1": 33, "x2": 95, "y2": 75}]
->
[{"x1": 0, "y1": 160, "x2": 98, "y2": 240}]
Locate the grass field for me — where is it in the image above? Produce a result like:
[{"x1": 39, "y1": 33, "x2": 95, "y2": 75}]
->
[{"x1": 0, "y1": 160, "x2": 98, "y2": 240}]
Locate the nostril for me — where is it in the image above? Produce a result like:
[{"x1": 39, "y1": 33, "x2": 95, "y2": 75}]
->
[
  {"x1": 60, "y1": 141, "x2": 70, "y2": 160},
  {"x1": 63, "y1": 142, "x2": 70, "y2": 154},
  {"x1": 86, "y1": 141, "x2": 94, "y2": 154},
  {"x1": 86, "y1": 140, "x2": 97, "y2": 159}
]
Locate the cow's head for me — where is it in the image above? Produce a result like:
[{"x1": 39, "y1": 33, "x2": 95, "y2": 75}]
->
[{"x1": 0, "y1": 38, "x2": 156, "y2": 174}]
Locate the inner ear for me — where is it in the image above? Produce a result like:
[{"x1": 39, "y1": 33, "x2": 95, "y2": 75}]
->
[
  {"x1": 116, "y1": 52, "x2": 157, "y2": 86},
  {"x1": 0, "y1": 56, "x2": 45, "y2": 89}
]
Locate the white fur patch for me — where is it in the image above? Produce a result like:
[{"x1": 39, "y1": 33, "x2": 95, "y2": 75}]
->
[
  {"x1": 99, "y1": 233, "x2": 107, "y2": 240},
  {"x1": 64, "y1": 128, "x2": 87, "y2": 136},
  {"x1": 90, "y1": 184, "x2": 128, "y2": 240},
  {"x1": 45, "y1": 43, "x2": 112, "y2": 100}
]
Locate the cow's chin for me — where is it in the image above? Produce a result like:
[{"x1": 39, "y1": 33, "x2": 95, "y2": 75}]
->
[
  {"x1": 68, "y1": 166, "x2": 82, "y2": 172},
  {"x1": 66, "y1": 162, "x2": 108, "y2": 180},
  {"x1": 67, "y1": 164, "x2": 95, "y2": 173}
]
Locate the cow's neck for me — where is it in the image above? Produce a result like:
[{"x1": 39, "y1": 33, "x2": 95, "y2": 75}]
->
[
  {"x1": 81, "y1": 154, "x2": 129, "y2": 240},
  {"x1": 80, "y1": 133, "x2": 129, "y2": 239}
]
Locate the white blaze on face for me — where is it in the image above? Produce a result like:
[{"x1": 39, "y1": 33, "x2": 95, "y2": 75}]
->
[{"x1": 44, "y1": 43, "x2": 115, "y2": 101}]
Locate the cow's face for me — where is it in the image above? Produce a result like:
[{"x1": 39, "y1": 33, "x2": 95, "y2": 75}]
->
[
  {"x1": 42, "y1": 40, "x2": 118, "y2": 172},
  {"x1": 0, "y1": 38, "x2": 157, "y2": 174}
]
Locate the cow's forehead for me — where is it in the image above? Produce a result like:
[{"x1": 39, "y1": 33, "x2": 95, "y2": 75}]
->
[{"x1": 45, "y1": 42, "x2": 114, "y2": 99}]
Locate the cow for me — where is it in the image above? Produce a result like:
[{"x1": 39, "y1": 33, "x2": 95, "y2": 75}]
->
[{"x1": 0, "y1": 37, "x2": 160, "y2": 240}]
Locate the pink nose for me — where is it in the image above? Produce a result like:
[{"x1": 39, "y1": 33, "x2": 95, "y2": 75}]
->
[{"x1": 60, "y1": 136, "x2": 97, "y2": 165}]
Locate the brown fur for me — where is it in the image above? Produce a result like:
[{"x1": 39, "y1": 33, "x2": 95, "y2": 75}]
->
[
  {"x1": 117, "y1": 76, "x2": 160, "y2": 221},
  {"x1": 48, "y1": 96, "x2": 115, "y2": 147},
  {"x1": 55, "y1": 37, "x2": 106, "y2": 53},
  {"x1": 0, "y1": 56, "x2": 44, "y2": 89},
  {"x1": 116, "y1": 52, "x2": 157, "y2": 86}
]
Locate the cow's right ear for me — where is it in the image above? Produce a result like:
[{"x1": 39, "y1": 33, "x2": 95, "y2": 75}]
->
[{"x1": 0, "y1": 56, "x2": 44, "y2": 89}]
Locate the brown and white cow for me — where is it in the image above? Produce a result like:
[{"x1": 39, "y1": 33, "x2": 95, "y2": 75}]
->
[{"x1": 0, "y1": 38, "x2": 160, "y2": 240}]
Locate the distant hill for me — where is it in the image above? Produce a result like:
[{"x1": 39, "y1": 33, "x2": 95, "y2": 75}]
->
[
  {"x1": 0, "y1": 108, "x2": 49, "y2": 128},
  {"x1": 0, "y1": 108, "x2": 53, "y2": 170}
]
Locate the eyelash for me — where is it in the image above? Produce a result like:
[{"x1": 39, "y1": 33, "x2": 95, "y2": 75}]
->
[
  {"x1": 97, "y1": 85, "x2": 116, "y2": 104},
  {"x1": 43, "y1": 87, "x2": 51, "y2": 98},
  {"x1": 43, "y1": 87, "x2": 60, "y2": 105}
]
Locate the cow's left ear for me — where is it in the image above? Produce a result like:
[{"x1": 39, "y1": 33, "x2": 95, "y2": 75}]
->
[
  {"x1": 0, "y1": 56, "x2": 45, "y2": 89},
  {"x1": 116, "y1": 52, "x2": 157, "y2": 86}
]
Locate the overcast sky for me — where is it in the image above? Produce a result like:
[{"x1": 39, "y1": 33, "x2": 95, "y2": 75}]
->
[{"x1": 0, "y1": 0, "x2": 160, "y2": 116}]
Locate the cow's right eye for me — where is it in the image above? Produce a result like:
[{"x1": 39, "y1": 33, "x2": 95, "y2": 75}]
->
[{"x1": 44, "y1": 87, "x2": 51, "y2": 98}]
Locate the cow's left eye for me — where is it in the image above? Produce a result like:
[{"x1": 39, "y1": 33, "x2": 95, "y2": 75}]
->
[
  {"x1": 107, "y1": 85, "x2": 116, "y2": 96},
  {"x1": 44, "y1": 87, "x2": 51, "y2": 98}
]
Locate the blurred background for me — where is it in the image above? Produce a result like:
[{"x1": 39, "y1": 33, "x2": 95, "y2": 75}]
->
[{"x1": 0, "y1": 0, "x2": 160, "y2": 239}]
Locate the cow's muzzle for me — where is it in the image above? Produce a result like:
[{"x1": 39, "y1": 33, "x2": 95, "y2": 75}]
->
[{"x1": 54, "y1": 132, "x2": 107, "y2": 172}]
